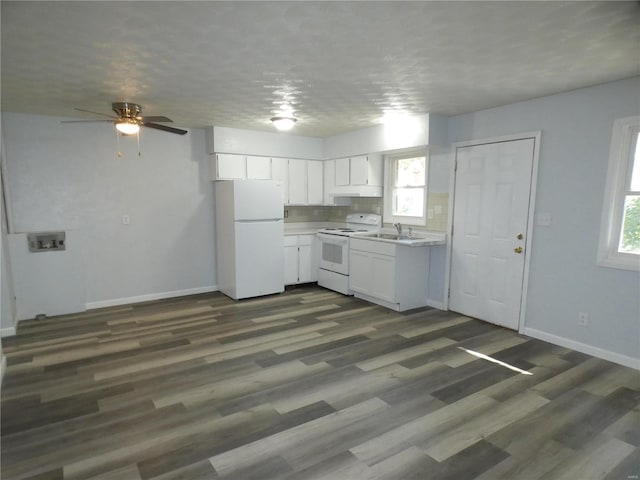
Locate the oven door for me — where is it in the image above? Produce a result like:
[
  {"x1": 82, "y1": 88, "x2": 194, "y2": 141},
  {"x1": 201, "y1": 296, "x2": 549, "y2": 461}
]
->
[{"x1": 317, "y1": 233, "x2": 350, "y2": 276}]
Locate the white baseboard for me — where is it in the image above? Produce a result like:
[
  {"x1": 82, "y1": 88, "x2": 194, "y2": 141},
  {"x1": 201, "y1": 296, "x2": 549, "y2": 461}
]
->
[
  {"x1": 1, "y1": 326, "x2": 16, "y2": 338},
  {"x1": 426, "y1": 299, "x2": 445, "y2": 311},
  {"x1": 522, "y1": 327, "x2": 640, "y2": 370},
  {"x1": 86, "y1": 285, "x2": 218, "y2": 310},
  {"x1": 1, "y1": 355, "x2": 6, "y2": 386}
]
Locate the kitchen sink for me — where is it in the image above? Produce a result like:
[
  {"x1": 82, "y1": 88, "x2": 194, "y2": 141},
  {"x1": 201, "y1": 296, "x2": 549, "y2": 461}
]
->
[
  {"x1": 376, "y1": 233, "x2": 411, "y2": 240},
  {"x1": 360, "y1": 232, "x2": 412, "y2": 240},
  {"x1": 356, "y1": 231, "x2": 447, "y2": 246}
]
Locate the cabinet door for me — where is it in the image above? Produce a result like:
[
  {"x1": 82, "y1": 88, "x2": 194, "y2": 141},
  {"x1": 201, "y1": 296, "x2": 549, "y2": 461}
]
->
[
  {"x1": 307, "y1": 160, "x2": 323, "y2": 205},
  {"x1": 246, "y1": 156, "x2": 271, "y2": 180},
  {"x1": 298, "y1": 234, "x2": 319, "y2": 282},
  {"x1": 349, "y1": 250, "x2": 372, "y2": 294},
  {"x1": 216, "y1": 154, "x2": 246, "y2": 180},
  {"x1": 298, "y1": 245, "x2": 312, "y2": 283},
  {"x1": 284, "y1": 245, "x2": 299, "y2": 285},
  {"x1": 323, "y1": 159, "x2": 336, "y2": 205},
  {"x1": 371, "y1": 254, "x2": 396, "y2": 303},
  {"x1": 335, "y1": 157, "x2": 350, "y2": 186},
  {"x1": 350, "y1": 155, "x2": 369, "y2": 185},
  {"x1": 288, "y1": 159, "x2": 307, "y2": 205},
  {"x1": 271, "y1": 157, "x2": 289, "y2": 204}
]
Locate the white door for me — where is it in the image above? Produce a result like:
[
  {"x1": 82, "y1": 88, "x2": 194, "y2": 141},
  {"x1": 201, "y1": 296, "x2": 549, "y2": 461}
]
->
[{"x1": 450, "y1": 138, "x2": 535, "y2": 330}]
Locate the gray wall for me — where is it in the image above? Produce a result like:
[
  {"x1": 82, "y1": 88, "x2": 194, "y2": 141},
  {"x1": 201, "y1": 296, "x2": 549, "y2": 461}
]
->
[
  {"x1": 2, "y1": 113, "x2": 216, "y2": 309},
  {"x1": 448, "y1": 76, "x2": 640, "y2": 364}
]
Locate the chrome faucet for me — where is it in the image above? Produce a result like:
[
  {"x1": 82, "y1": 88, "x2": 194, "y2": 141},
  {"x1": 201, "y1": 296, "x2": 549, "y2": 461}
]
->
[{"x1": 393, "y1": 222, "x2": 402, "y2": 236}]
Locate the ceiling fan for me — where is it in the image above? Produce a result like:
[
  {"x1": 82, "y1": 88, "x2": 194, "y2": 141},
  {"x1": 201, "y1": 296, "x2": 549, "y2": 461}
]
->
[{"x1": 64, "y1": 102, "x2": 188, "y2": 135}]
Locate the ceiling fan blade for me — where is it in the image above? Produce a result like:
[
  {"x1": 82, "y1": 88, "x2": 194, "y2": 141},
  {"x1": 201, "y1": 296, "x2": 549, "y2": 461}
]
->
[
  {"x1": 139, "y1": 115, "x2": 173, "y2": 123},
  {"x1": 143, "y1": 122, "x2": 188, "y2": 135},
  {"x1": 74, "y1": 107, "x2": 117, "y2": 119},
  {"x1": 61, "y1": 120, "x2": 113, "y2": 123}
]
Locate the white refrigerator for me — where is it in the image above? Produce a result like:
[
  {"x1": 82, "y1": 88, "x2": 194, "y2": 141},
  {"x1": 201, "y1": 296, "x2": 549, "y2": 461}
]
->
[{"x1": 215, "y1": 180, "x2": 285, "y2": 300}]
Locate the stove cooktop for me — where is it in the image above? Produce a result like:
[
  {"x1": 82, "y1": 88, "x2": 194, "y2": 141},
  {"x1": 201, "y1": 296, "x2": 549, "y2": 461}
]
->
[
  {"x1": 318, "y1": 227, "x2": 372, "y2": 236},
  {"x1": 317, "y1": 213, "x2": 382, "y2": 237}
]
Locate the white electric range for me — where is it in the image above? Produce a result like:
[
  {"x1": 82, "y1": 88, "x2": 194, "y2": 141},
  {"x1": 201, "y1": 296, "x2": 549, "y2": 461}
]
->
[{"x1": 317, "y1": 213, "x2": 382, "y2": 295}]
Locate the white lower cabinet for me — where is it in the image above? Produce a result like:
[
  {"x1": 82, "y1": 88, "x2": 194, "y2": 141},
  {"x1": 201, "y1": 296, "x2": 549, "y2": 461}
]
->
[
  {"x1": 349, "y1": 238, "x2": 430, "y2": 311},
  {"x1": 284, "y1": 234, "x2": 319, "y2": 285}
]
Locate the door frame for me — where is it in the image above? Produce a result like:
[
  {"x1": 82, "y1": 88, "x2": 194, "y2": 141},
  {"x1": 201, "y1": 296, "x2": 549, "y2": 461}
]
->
[{"x1": 444, "y1": 131, "x2": 542, "y2": 333}]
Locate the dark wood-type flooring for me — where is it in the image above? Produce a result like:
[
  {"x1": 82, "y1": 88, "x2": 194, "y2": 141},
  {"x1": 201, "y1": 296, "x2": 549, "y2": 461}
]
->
[{"x1": 1, "y1": 286, "x2": 639, "y2": 480}]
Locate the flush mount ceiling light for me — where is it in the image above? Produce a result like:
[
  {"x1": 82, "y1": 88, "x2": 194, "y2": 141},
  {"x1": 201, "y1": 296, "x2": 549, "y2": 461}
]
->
[
  {"x1": 271, "y1": 115, "x2": 297, "y2": 131},
  {"x1": 115, "y1": 118, "x2": 140, "y2": 135}
]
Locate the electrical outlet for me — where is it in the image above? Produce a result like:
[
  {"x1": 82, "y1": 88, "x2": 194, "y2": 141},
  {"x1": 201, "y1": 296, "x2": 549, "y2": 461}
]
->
[{"x1": 578, "y1": 312, "x2": 589, "y2": 326}]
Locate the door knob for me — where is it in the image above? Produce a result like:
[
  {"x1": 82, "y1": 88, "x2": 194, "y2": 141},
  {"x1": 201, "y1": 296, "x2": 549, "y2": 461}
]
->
[
  {"x1": 516, "y1": 233, "x2": 523, "y2": 240},
  {"x1": 514, "y1": 246, "x2": 523, "y2": 254}
]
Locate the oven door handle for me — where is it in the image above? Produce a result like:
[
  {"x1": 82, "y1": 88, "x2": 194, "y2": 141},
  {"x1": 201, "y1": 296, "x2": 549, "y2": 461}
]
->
[{"x1": 317, "y1": 233, "x2": 349, "y2": 245}]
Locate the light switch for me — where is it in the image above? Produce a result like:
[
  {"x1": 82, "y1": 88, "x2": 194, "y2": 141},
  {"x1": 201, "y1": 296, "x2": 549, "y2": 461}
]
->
[{"x1": 122, "y1": 215, "x2": 131, "y2": 225}]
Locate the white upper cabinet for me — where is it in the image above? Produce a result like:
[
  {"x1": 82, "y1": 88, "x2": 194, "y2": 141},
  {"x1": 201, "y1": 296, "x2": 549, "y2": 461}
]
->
[
  {"x1": 246, "y1": 156, "x2": 271, "y2": 180},
  {"x1": 285, "y1": 159, "x2": 323, "y2": 206},
  {"x1": 307, "y1": 160, "x2": 323, "y2": 205},
  {"x1": 349, "y1": 155, "x2": 369, "y2": 185},
  {"x1": 271, "y1": 157, "x2": 289, "y2": 203},
  {"x1": 323, "y1": 159, "x2": 336, "y2": 205},
  {"x1": 212, "y1": 154, "x2": 272, "y2": 181},
  {"x1": 333, "y1": 155, "x2": 383, "y2": 187},
  {"x1": 213, "y1": 153, "x2": 246, "y2": 180},
  {"x1": 335, "y1": 157, "x2": 351, "y2": 186},
  {"x1": 288, "y1": 159, "x2": 307, "y2": 205}
]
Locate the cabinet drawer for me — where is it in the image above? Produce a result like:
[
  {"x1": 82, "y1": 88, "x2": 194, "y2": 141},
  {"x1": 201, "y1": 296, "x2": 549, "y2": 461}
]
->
[
  {"x1": 284, "y1": 235, "x2": 298, "y2": 247},
  {"x1": 298, "y1": 234, "x2": 315, "y2": 246},
  {"x1": 350, "y1": 238, "x2": 396, "y2": 256}
]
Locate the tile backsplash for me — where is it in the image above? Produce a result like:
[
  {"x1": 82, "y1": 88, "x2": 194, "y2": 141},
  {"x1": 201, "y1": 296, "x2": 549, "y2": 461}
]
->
[
  {"x1": 284, "y1": 195, "x2": 448, "y2": 232},
  {"x1": 284, "y1": 198, "x2": 383, "y2": 223},
  {"x1": 426, "y1": 193, "x2": 449, "y2": 232}
]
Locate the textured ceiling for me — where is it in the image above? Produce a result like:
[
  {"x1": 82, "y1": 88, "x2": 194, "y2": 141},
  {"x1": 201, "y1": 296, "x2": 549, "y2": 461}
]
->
[{"x1": 2, "y1": 1, "x2": 639, "y2": 137}]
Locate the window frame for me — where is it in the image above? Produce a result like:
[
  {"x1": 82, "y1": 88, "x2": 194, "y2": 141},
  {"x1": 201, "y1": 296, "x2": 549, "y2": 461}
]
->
[
  {"x1": 383, "y1": 150, "x2": 428, "y2": 227},
  {"x1": 597, "y1": 115, "x2": 640, "y2": 271}
]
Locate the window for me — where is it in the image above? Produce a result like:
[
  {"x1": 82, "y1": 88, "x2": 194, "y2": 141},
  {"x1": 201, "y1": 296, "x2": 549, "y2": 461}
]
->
[
  {"x1": 384, "y1": 152, "x2": 427, "y2": 226},
  {"x1": 597, "y1": 116, "x2": 640, "y2": 271}
]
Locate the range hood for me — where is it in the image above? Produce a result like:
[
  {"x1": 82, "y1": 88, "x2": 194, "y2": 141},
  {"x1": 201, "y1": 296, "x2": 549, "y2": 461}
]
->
[{"x1": 328, "y1": 186, "x2": 382, "y2": 198}]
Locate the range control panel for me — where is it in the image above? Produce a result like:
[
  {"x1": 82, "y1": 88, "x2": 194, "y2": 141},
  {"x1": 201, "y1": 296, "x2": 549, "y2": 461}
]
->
[{"x1": 28, "y1": 232, "x2": 66, "y2": 252}]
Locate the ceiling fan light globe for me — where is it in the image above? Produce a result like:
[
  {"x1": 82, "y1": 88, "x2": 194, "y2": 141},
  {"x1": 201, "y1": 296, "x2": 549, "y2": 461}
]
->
[
  {"x1": 271, "y1": 116, "x2": 296, "y2": 131},
  {"x1": 115, "y1": 120, "x2": 140, "y2": 135}
]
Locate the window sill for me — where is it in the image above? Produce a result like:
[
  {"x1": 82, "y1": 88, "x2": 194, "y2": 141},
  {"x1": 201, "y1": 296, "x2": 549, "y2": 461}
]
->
[{"x1": 596, "y1": 253, "x2": 640, "y2": 272}]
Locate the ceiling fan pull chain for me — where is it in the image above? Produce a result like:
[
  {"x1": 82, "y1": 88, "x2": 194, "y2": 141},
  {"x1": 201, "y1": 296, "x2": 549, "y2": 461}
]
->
[
  {"x1": 115, "y1": 128, "x2": 122, "y2": 157},
  {"x1": 137, "y1": 131, "x2": 141, "y2": 157}
]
